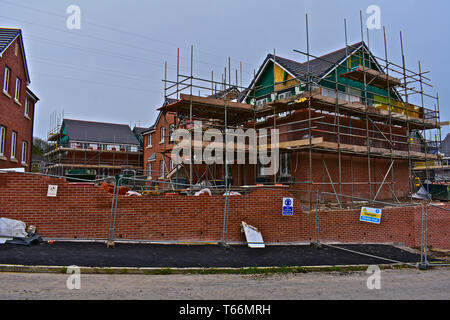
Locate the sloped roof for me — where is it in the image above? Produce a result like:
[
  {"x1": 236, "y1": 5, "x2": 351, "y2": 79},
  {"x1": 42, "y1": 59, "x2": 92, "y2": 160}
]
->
[
  {"x1": 0, "y1": 28, "x2": 20, "y2": 53},
  {"x1": 133, "y1": 127, "x2": 148, "y2": 136},
  {"x1": 63, "y1": 119, "x2": 139, "y2": 145},
  {"x1": 242, "y1": 42, "x2": 364, "y2": 102},
  {"x1": 0, "y1": 28, "x2": 30, "y2": 83},
  {"x1": 272, "y1": 42, "x2": 363, "y2": 80},
  {"x1": 141, "y1": 97, "x2": 178, "y2": 135},
  {"x1": 208, "y1": 86, "x2": 240, "y2": 99}
]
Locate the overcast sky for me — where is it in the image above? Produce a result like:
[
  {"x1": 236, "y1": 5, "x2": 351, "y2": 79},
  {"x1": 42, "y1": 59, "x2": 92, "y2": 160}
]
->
[{"x1": 1, "y1": 0, "x2": 449, "y2": 139}]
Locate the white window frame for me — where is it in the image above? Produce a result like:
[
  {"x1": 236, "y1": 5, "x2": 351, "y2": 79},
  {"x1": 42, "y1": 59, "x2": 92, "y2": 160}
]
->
[
  {"x1": 278, "y1": 91, "x2": 292, "y2": 100},
  {"x1": 3, "y1": 66, "x2": 10, "y2": 93},
  {"x1": 24, "y1": 97, "x2": 29, "y2": 117},
  {"x1": 256, "y1": 98, "x2": 268, "y2": 106},
  {"x1": 0, "y1": 126, "x2": 5, "y2": 156},
  {"x1": 147, "y1": 162, "x2": 152, "y2": 179},
  {"x1": 160, "y1": 160, "x2": 165, "y2": 178},
  {"x1": 14, "y1": 77, "x2": 20, "y2": 102},
  {"x1": 11, "y1": 131, "x2": 17, "y2": 159},
  {"x1": 21, "y1": 140, "x2": 27, "y2": 164},
  {"x1": 170, "y1": 159, "x2": 175, "y2": 171},
  {"x1": 161, "y1": 127, "x2": 165, "y2": 143},
  {"x1": 147, "y1": 133, "x2": 152, "y2": 147}
]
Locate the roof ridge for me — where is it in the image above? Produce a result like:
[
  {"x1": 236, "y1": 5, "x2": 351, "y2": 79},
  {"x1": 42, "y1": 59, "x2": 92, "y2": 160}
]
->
[
  {"x1": 268, "y1": 41, "x2": 363, "y2": 66},
  {"x1": 64, "y1": 118, "x2": 131, "y2": 127}
]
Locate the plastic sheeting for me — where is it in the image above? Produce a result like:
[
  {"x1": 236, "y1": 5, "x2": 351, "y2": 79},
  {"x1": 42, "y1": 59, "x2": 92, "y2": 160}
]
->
[
  {"x1": 194, "y1": 188, "x2": 212, "y2": 196},
  {"x1": 0, "y1": 218, "x2": 43, "y2": 245},
  {"x1": 0, "y1": 218, "x2": 27, "y2": 243}
]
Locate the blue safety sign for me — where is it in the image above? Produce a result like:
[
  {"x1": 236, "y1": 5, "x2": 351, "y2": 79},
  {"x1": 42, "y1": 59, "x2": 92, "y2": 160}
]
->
[{"x1": 282, "y1": 197, "x2": 294, "y2": 216}]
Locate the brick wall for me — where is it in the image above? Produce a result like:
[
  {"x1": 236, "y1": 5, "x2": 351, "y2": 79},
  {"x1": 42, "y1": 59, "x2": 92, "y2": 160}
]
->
[{"x1": 0, "y1": 172, "x2": 448, "y2": 249}]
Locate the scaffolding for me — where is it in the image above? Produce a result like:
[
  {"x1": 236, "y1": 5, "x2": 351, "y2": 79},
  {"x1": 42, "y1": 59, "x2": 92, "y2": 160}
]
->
[
  {"x1": 44, "y1": 114, "x2": 144, "y2": 179},
  {"x1": 156, "y1": 13, "x2": 442, "y2": 207}
]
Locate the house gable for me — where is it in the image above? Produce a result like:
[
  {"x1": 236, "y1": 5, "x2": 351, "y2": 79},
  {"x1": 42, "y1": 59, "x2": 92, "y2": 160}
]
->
[{"x1": 0, "y1": 29, "x2": 30, "y2": 84}]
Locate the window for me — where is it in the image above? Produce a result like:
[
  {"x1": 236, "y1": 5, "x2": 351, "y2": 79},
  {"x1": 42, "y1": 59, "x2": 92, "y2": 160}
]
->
[
  {"x1": 278, "y1": 92, "x2": 292, "y2": 100},
  {"x1": 147, "y1": 162, "x2": 152, "y2": 179},
  {"x1": 160, "y1": 160, "x2": 165, "y2": 178},
  {"x1": 3, "y1": 66, "x2": 10, "y2": 93},
  {"x1": 21, "y1": 141, "x2": 27, "y2": 164},
  {"x1": 169, "y1": 124, "x2": 174, "y2": 144},
  {"x1": 280, "y1": 153, "x2": 291, "y2": 177},
  {"x1": 0, "y1": 126, "x2": 5, "y2": 156},
  {"x1": 14, "y1": 77, "x2": 20, "y2": 101},
  {"x1": 147, "y1": 133, "x2": 152, "y2": 147},
  {"x1": 24, "y1": 98, "x2": 29, "y2": 117},
  {"x1": 11, "y1": 131, "x2": 17, "y2": 159},
  {"x1": 256, "y1": 98, "x2": 268, "y2": 106},
  {"x1": 170, "y1": 159, "x2": 175, "y2": 171},
  {"x1": 161, "y1": 127, "x2": 165, "y2": 143}
]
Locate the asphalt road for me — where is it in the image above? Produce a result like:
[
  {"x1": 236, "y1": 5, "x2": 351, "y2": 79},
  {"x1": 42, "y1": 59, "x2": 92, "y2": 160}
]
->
[{"x1": 1, "y1": 268, "x2": 449, "y2": 300}]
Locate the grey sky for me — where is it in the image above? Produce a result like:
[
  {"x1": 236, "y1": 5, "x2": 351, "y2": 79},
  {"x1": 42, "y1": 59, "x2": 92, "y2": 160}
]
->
[{"x1": 1, "y1": 0, "x2": 449, "y2": 139}]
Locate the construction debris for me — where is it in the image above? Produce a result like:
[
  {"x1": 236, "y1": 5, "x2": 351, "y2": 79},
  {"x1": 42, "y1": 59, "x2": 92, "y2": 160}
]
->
[
  {"x1": 0, "y1": 218, "x2": 43, "y2": 246},
  {"x1": 241, "y1": 221, "x2": 265, "y2": 249}
]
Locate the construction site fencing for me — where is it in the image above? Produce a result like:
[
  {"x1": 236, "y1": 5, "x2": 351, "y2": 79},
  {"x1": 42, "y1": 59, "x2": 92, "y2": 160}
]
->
[
  {"x1": 0, "y1": 169, "x2": 446, "y2": 269},
  {"x1": 314, "y1": 191, "x2": 446, "y2": 269}
]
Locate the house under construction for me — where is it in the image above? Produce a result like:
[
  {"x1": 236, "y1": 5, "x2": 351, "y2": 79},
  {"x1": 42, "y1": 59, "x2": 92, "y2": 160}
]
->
[
  {"x1": 45, "y1": 118, "x2": 143, "y2": 180},
  {"x1": 144, "y1": 20, "x2": 443, "y2": 205}
]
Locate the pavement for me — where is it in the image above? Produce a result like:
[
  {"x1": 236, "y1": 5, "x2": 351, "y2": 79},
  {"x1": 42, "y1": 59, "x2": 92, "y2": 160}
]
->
[
  {"x1": 0, "y1": 268, "x2": 449, "y2": 300},
  {"x1": 0, "y1": 241, "x2": 435, "y2": 268}
]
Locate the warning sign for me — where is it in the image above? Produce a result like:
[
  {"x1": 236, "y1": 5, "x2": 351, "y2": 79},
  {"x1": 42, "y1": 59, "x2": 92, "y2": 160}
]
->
[
  {"x1": 282, "y1": 197, "x2": 293, "y2": 216},
  {"x1": 360, "y1": 207, "x2": 381, "y2": 224},
  {"x1": 47, "y1": 185, "x2": 58, "y2": 197}
]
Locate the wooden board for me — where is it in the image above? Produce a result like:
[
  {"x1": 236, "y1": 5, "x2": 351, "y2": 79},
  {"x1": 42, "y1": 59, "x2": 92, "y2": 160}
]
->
[{"x1": 339, "y1": 65, "x2": 402, "y2": 89}]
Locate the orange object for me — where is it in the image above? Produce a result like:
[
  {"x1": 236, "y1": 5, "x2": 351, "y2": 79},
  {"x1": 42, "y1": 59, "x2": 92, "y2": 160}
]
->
[
  {"x1": 48, "y1": 240, "x2": 55, "y2": 245},
  {"x1": 118, "y1": 186, "x2": 130, "y2": 195}
]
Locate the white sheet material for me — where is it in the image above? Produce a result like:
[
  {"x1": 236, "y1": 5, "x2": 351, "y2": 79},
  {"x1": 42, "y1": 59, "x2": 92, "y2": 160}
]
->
[
  {"x1": 194, "y1": 188, "x2": 212, "y2": 196},
  {"x1": 0, "y1": 218, "x2": 27, "y2": 239},
  {"x1": 241, "y1": 221, "x2": 265, "y2": 248}
]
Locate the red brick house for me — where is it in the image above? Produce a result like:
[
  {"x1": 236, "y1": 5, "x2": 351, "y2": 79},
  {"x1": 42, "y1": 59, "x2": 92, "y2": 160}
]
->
[
  {"x1": 0, "y1": 28, "x2": 38, "y2": 171},
  {"x1": 142, "y1": 103, "x2": 177, "y2": 184}
]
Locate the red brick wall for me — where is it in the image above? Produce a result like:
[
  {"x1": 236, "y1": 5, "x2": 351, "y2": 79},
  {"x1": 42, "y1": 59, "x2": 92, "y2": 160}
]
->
[
  {"x1": 0, "y1": 36, "x2": 36, "y2": 171},
  {"x1": 143, "y1": 112, "x2": 176, "y2": 180},
  {"x1": 1, "y1": 172, "x2": 448, "y2": 249}
]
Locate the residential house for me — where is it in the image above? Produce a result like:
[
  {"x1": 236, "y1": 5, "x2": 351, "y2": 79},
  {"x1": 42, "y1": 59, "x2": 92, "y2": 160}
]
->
[
  {"x1": 156, "y1": 41, "x2": 438, "y2": 201},
  {"x1": 0, "y1": 28, "x2": 39, "y2": 171},
  {"x1": 45, "y1": 119, "x2": 142, "y2": 179}
]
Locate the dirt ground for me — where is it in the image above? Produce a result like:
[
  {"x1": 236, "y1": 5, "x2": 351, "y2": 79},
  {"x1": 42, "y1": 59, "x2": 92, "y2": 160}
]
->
[
  {"x1": 0, "y1": 242, "x2": 434, "y2": 267},
  {"x1": 1, "y1": 268, "x2": 449, "y2": 300}
]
